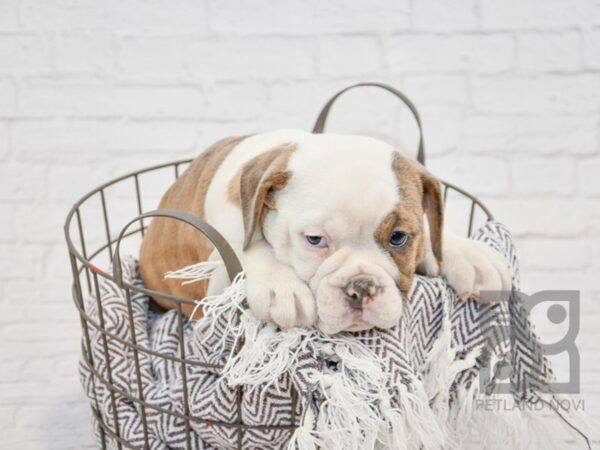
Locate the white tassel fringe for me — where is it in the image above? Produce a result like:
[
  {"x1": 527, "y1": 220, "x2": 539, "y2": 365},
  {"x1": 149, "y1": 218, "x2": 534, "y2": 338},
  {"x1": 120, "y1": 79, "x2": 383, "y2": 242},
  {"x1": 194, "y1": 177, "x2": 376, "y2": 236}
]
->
[{"x1": 166, "y1": 261, "x2": 592, "y2": 450}]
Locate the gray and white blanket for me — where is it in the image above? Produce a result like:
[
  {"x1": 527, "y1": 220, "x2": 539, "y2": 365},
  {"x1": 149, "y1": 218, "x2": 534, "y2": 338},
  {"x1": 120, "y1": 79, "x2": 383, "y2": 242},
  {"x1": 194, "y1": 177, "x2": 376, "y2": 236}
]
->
[{"x1": 79, "y1": 222, "x2": 587, "y2": 450}]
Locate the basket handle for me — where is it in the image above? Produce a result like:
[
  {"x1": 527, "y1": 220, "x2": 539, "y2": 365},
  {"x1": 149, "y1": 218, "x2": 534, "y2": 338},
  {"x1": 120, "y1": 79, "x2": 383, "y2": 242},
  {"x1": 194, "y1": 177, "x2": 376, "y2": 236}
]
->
[
  {"x1": 312, "y1": 82, "x2": 426, "y2": 166},
  {"x1": 112, "y1": 209, "x2": 243, "y2": 287}
]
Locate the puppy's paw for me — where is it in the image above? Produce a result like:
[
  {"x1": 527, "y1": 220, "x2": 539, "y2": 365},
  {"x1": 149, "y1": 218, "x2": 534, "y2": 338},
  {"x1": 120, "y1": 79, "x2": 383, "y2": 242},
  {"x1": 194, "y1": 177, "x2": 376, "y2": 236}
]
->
[
  {"x1": 245, "y1": 266, "x2": 317, "y2": 329},
  {"x1": 442, "y1": 237, "x2": 512, "y2": 304}
]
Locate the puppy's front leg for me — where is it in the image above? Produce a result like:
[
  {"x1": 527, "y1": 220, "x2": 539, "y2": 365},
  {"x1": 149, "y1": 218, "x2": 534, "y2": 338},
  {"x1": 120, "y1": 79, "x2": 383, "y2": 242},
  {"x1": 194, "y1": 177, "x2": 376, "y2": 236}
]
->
[
  {"x1": 421, "y1": 232, "x2": 512, "y2": 303},
  {"x1": 241, "y1": 240, "x2": 317, "y2": 329}
]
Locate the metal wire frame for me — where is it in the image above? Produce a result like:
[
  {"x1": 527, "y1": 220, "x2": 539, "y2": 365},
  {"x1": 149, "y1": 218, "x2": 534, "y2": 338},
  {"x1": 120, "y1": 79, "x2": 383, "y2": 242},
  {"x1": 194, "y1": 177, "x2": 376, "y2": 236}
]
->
[{"x1": 64, "y1": 158, "x2": 493, "y2": 450}]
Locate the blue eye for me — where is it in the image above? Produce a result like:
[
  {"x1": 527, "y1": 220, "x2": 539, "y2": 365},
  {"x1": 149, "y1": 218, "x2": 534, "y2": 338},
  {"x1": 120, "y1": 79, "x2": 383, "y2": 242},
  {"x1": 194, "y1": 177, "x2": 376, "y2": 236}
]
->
[
  {"x1": 389, "y1": 231, "x2": 409, "y2": 249},
  {"x1": 306, "y1": 235, "x2": 328, "y2": 248}
]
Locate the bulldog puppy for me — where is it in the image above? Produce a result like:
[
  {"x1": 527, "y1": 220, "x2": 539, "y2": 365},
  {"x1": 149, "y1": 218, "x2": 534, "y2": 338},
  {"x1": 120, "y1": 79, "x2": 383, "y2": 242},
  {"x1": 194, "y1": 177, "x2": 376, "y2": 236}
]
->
[{"x1": 140, "y1": 130, "x2": 510, "y2": 334}]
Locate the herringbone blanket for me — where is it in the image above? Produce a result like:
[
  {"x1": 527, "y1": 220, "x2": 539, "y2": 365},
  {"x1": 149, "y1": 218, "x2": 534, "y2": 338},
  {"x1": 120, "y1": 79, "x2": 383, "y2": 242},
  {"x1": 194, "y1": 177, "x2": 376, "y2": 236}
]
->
[{"x1": 79, "y1": 222, "x2": 585, "y2": 450}]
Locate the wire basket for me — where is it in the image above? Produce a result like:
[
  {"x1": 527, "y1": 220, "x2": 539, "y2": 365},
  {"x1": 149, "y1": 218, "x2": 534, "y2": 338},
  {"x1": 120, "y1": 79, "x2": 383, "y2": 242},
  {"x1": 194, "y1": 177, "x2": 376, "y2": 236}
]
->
[{"x1": 65, "y1": 83, "x2": 494, "y2": 450}]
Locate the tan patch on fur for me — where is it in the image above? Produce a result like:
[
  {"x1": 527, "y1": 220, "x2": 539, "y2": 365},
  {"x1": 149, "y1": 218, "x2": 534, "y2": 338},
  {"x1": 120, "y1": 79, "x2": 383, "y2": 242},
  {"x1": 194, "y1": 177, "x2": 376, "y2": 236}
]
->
[
  {"x1": 374, "y1": 207, "x2": 424, "y2": 294},
  {"x1": 374, "y1": 152, "x2": 444, "y2": 293},
  {"x1": 139, "y1": 135, "x2": 248, "y2": 318},
  {"x1": 239, "y1": 143, "x2": 296, "y2": 249},
  {"x1": 226, "y1": 170, "x2": 242, "y2": 205}
]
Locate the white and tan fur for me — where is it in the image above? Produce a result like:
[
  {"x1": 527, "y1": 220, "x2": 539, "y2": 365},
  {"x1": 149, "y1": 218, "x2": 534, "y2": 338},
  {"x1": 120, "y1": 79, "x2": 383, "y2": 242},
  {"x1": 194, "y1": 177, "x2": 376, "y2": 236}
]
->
[{"x1": 140, "y1": 130, "x2": 510, "y2": 334}]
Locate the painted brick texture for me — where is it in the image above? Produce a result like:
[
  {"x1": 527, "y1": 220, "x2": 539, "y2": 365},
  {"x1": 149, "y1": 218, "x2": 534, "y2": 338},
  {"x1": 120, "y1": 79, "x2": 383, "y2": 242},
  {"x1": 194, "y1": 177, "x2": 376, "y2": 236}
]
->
[{"x1": 1, "y1": 0, "x2": 599, "y2": 447}]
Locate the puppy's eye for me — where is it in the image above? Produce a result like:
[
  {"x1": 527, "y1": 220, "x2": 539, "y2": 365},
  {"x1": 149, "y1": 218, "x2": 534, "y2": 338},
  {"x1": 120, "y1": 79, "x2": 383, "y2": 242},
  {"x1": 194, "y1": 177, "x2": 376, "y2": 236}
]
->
[
  {"x1": 389, "y1": 231, "x2": 409, "y2": 249},
  {"x1": 305, "y1": 235, "x2": 328, "y2": 248}
]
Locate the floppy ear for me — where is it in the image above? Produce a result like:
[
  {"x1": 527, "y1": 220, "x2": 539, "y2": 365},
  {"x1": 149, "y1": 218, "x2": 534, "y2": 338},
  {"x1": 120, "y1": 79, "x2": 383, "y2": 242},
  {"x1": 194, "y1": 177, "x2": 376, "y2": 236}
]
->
[
  {"x1": 392, "y1": 151, "x2": 444, "y2": 264},
  {"x1": 420, "y1": 170, "x2": 444, "y2": 264},
  {"x1": 239, "y1": 144, "x2": 295, "y2": 250}
]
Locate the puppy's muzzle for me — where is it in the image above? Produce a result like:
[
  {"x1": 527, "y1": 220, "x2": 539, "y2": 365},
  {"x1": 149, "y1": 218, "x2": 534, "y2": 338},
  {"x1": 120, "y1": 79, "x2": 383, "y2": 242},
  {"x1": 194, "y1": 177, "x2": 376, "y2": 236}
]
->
[{"x1": 344, "y1": 275, "x2": 380, "y2": 310}]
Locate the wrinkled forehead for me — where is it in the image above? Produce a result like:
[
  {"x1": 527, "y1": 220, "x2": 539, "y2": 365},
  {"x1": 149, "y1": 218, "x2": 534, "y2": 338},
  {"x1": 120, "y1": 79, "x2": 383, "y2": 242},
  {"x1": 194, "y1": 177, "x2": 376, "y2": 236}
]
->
[{"x1": 282, "y1": 134, "x2": 420, "y2": 235}]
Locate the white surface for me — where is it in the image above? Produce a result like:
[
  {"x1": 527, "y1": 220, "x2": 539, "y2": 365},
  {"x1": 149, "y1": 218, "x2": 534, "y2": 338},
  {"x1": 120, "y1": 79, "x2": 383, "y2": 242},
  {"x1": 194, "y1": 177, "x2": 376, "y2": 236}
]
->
[{"x1": 0, "y1": 0, "x2": 599, "y2": 448}]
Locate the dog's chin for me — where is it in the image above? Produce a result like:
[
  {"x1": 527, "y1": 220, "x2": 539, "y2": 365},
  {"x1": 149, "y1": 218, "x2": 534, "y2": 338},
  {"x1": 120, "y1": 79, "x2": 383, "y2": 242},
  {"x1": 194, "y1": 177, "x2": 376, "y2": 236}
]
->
[
  {"x1": 344, "y1": 321, "x2": 374, "y2": 332},
  {"x1": 316, "y1": 315, "x2": 397, "y2": 335},
  {"x1": 317, "y1": 318, "x2": 394, "y2": 335},
  {"x1": 315, "y1": 295, "x2": 404, "y2": 335}
]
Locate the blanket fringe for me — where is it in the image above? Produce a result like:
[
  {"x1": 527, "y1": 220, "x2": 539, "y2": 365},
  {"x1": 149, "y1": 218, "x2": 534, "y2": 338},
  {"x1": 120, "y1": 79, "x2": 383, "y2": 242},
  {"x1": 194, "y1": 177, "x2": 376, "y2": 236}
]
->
[
  {"x1": 167, "y1": 260, "x2": 592, "y2": 450},
  {"x1": 164, "y1": 260, "x2": 223, "y2": 285}
]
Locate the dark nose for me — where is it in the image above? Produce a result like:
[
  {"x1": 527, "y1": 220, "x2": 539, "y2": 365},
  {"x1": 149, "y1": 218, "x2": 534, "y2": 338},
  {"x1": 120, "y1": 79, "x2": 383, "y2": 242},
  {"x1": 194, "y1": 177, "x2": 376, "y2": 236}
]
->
[{"x1": 344, "y1": 275, "x2": 378, "y2": 310}]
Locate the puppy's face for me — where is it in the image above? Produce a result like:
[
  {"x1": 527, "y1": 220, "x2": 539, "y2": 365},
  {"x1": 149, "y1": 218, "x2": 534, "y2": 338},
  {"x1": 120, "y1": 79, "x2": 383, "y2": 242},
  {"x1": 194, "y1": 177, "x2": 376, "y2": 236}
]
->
[{"x1": 241, "y1": 135, "x2": 443, "y2": 334}]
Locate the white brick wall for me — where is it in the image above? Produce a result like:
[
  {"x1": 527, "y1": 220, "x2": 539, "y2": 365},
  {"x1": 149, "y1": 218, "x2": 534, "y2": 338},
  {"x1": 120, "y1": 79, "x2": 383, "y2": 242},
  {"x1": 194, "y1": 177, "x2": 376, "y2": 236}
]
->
[{"x1": 1, "y1": 0, "x2": 599, "y2": 448}]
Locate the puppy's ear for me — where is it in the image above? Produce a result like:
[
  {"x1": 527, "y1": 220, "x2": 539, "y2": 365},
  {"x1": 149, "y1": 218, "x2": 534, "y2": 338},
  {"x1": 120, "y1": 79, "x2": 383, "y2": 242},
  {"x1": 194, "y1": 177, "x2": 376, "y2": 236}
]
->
[
  {"x1": 420, "y1": 169, "x2": 444, "y2": 264},
  {"x1": 239, "y1": 144, "x2": 295, "y2": 250},
  {"x1": 392, "y1": 152, "x2": 444, "y2": 264}
]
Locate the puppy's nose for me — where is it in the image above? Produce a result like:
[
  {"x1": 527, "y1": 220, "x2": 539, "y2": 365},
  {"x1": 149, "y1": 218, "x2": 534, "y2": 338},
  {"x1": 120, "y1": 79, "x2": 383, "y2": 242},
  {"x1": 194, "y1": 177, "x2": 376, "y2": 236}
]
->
[{"x1": 344, "y1": 275, "x2": 379, "y2": 310}]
